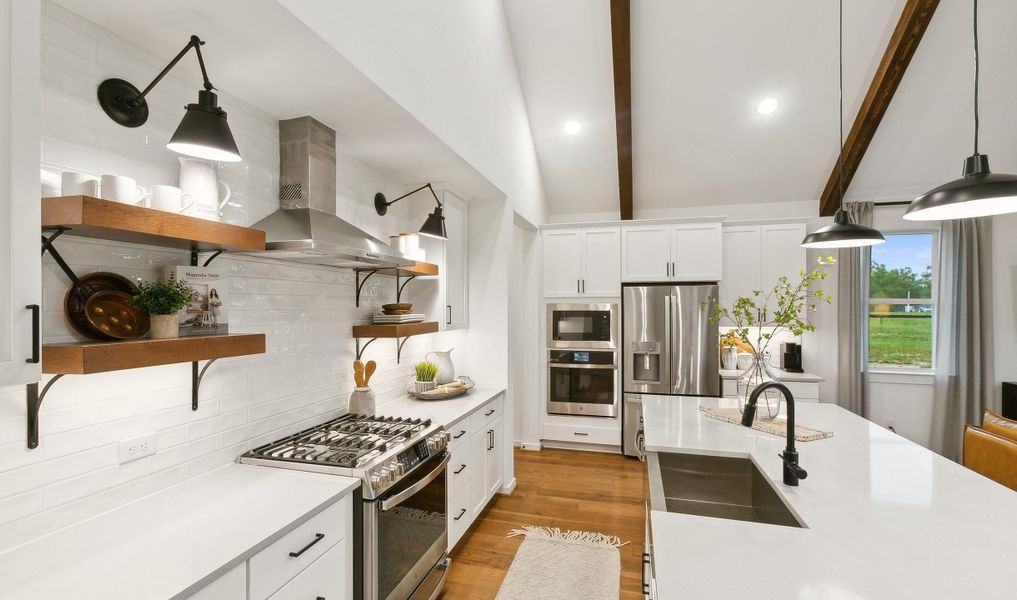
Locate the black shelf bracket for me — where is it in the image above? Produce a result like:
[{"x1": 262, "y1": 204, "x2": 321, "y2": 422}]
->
[
  {"x1": 192, "y1": 359, "x2": 218, "y2": 410},
  {"x1": 25, "y1": 375, "x2": 65, "y2": 449},
  {"x1": 355, "y1": 336, "x2": 413, "y2": 363},
  {"x1": 354, "y1": 269, "x2": 420, "y2": 307},
  {"x1": 191, "y1": 250, "x2": 224, "y2": 267}
]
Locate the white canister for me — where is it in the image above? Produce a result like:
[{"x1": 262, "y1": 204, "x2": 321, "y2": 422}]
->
[
  {"x1": 401, "y1": 233, "x2": 420, "y2": 256},
  {"x1": 100, "y1": 175, "x2": 147, "y2": 205},
  {"x1": 61, "y1": 172, "x2": 98, "y2": 196},
  {"x1": 149, "y1": 185, "x2": 195, "y2": 213},
  {"x1": 389, "y1": 235, "x2": 406, "y2": 254}
]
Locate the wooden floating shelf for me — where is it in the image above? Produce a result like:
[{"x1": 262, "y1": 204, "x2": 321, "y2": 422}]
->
[
  {"x1": 42, "y1": 195, "x2": 266, "y2": 252},
  {"x1": 352, "y1": 321, "x2": 439, "y2": 339},
  {"x1": 42, "y1": 333, "x2": 266, "y2": 375},
  {"x1": 355, "y1": 261, "x2": 439, "y2": 278}
]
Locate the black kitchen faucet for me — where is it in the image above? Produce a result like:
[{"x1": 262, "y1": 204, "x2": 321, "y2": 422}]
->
[{"x1": 741, "y1": 382, "x2": 808, "y2": 486}]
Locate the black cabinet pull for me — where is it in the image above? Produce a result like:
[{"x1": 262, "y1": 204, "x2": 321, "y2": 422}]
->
[
  {"x1": 573, "y1": 432, "x2": 589, "y2": 436},
  {"x1": 453, "y1": 430, "x2": 466, "y2": 439},
  {"x1": 485, "y1": 409, "x2": 495, "y2": 417},
  {"x1": 317, "y1": 597, "x2": 326, "y2": 600},
  {"x1": 453, "y1": 508, "x2": 467, "y2": 521},
  {"x1": 288, "y1": 532, "x2": 325, "y2": 557},
  {"x1": 26, "y1": 304, "x2": 40, "y2": 364},
  {"x1": 454, "y1": 464, "x2": 467, "y2": 474},
  {"x1": 576, "y1": 279, "x2": 580, "y2": 293},
  {"x1": 446, "y1": 305, "x2": 452, "y2": 325}
]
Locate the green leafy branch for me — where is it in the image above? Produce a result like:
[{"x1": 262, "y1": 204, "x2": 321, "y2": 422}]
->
[{"x1": 701, "y1": 256, "x2": 836, "y2": 357}]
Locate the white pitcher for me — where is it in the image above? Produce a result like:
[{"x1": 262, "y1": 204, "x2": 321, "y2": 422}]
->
[
  {"x1": 178, "y1": 157, "x2": 231, "y2": 221},
  {"x1": 426, "y1": 348, "x2": 455, "y2": 385}
]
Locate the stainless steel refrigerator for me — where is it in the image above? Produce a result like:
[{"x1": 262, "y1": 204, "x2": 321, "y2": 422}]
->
[{"x1": 622, "y1": 284, "x2": 720, "y2": 456}]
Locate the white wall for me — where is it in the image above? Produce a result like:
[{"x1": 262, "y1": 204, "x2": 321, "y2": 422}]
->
[
  {"x1": 510, "y1": 215, "x2": 540, "y2": 448},
  {"x1": 991, "y1": 212, "x2": 1017, "y2": 407},
  {"x1": 278, "y1": 0, "x2": 547, "y2": 228},
  {"x1": 0, "y1": 3, "x2": 460, "y2": 551}
]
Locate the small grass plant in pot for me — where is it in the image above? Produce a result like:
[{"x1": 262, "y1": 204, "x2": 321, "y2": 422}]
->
[
  {"x1": 414, "y1": 361, "x2": 438, "y2": 394},
  {"x1": 132, "y1": 280, "x2": 194, "y2": 339}
]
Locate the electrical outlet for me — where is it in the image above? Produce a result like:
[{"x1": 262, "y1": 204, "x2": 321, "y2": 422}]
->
[{"x1": 119, "y1": 433, "x2": 157, "y2": 464}]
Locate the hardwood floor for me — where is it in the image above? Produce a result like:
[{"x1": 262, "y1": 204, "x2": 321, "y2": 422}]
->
[{"x1": 439, "y1": 447, "x2": 648, "y2": 600}]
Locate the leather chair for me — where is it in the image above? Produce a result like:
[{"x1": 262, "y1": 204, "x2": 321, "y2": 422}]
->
[
  {"x1": 982, "y1": 408, "x2": 1017, "y2": 443},
  {"x1": 963, "y1": 425, "x2": 1017, "y2": 492}
]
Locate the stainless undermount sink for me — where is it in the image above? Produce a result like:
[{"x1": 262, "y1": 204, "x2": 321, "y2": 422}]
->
[{"x1": 647, "y1": 451, "x2": 806, "y2": 528}]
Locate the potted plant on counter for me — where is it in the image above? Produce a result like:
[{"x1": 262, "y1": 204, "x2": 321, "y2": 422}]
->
[
  {"x1": 132, "y1": 279, "x2": 193, "y2": 339},
  {"x1": 703, "y1": 256, "x2": 836, "y2": 420},
  {"x1": 414, "y1": 361, "x2": 438, "y2": 394}
]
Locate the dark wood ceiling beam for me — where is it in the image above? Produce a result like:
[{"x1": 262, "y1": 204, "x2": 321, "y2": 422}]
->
[
  {"x1": 610, "y1": 0, "x2": 633, "y2": 220},
  {"x1": 819, "y1": 0, "x2": 939, "y2": 217}
]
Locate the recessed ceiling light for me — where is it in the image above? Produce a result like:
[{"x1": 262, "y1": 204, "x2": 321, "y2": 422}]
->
[
  {"x1": 757, "y1": 98, "x2": 778, "y2": 115},
  {"x1": 563, "y1": 120, "x2": 582, "y2": 135}
]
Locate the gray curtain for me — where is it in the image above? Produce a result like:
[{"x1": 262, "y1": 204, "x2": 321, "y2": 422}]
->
[
  {"x1": 931, "y1": 218, "x2": 995, "y2": 461},
  {"x1": 835, "y1": 201, "x2": 873, "y2": 416}
]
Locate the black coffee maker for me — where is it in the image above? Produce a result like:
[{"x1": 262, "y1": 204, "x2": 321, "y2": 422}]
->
[{"x1": 780, "y1": 342, "x2": 804, "y2": 373}]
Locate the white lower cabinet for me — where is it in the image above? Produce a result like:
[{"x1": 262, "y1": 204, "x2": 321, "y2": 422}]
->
[
  {"x1": 188, "y1": 563, "x2": 246, "y2": 600},
  {"x1": 446, "y1": 394, "x2": 506, "y2": 551},
  {"x1": 267, "y1": 541, "x2": 349, "y2": 600},
  {"x1": 249, "y1": 494, "x2": 352, "y2": 600}
]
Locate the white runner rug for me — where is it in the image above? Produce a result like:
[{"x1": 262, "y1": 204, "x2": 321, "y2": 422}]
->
[{"x1": 495, "y1": 526, "x2": 627, "y2": 600}]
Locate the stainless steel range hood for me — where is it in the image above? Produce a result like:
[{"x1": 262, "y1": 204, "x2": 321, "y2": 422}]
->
[{"x1": 247, "y1": 116, "x2": 412, "y2": 269}]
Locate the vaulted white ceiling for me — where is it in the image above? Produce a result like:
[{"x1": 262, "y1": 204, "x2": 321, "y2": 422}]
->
[{"x1": 506, "y1": 0, "x2": 1017, "y2": 219}]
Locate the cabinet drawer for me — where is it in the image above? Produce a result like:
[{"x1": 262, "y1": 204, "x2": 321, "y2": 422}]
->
[
  {"x1": 784, "y1": 381, "x2": 819, "y2": 400},
  {"x1": 721, "y1": 378, "x2": 737, "y2": 397},
  {"x1": 447, "y1": 416, "x2": 472, "y2": 453},
  {"x1": 471, "y1": 396, "x2": 504, "y2": 431},
  {"x1": 542, "y1": 422, "x2": 619, "y2": 446},
  {"x1": 266, "y1": 540, "x2": 349, "y2": 600},
  {"x1": 448, "y1": 485, "x2": 471, "y2": 551},
  {"x1": 250, "y1": 494, "x2": 349, "y2": 600},
  {"x1": 448, "y1": 443, "x2": 470, "y2": 495},
  {"x1": 187, "y1": 563, "x2": 245, "y2": 600}
]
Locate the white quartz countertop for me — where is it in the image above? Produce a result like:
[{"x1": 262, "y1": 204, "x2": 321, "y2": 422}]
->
[
  {"x1": 377, "y1": 387, "x2": 506, "y2": 427},
  {"x1": 0, "y1": 463, "x2": 359, "y2": 600},
  {"x1": 719, "y1": 368, "x2": 824, "y2": 382},
  {"x1": 643, "y1": 395, "x2": 1017, "y2": 600}
]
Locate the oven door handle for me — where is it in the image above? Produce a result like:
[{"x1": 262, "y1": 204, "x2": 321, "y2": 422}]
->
[
  {"x1": 548, "y1": 363, "x2": 617, "y2": 370},
  {"x1": 380, "y1": 453, "x2": 450, "y2": 512}
]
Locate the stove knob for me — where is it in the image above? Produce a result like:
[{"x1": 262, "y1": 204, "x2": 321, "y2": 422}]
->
[
  {"x1": 371, "y1": 474, "x2": 385, "y2": 490},
  {"x1": 394, "y1": 463, "x2": 405, "y2": 476}
]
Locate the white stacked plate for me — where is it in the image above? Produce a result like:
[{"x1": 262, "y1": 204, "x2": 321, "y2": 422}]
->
[{"x1": 373, "y1": 313, "x2": 425, "y2": 324}]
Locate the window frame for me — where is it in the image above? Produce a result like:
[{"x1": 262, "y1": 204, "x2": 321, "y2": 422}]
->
[{"x1": 864, "y1": 228, "x2": 939, "y2": 375}]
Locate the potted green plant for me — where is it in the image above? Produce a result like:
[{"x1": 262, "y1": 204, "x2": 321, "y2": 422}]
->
[
  {"x1": 132, "y1": 279, "x2": 194, "y2": 339},
  {"x1": 414, "y1": 361, "x2": 438, "y2": 394},
  {"x1": 703, "y1": 256, "x2": 836, "y2": 419}
]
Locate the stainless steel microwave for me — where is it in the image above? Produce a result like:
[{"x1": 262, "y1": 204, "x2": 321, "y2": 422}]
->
[{"x1": 547, "y1": 303, "x2": 618, "y2": 349}]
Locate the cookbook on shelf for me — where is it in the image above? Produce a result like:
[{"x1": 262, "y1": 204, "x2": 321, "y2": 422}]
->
[{"x1": 161, "y1": 266, "x2": 229, "y2": 336}]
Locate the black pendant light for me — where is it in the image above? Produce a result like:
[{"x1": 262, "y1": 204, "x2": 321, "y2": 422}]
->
[
  {"x1": 802, "y1": 0, "x2": 885, "y2": 249},
  {"x1": 904, "y1": 0, "x2": 1017, "y2": 221},
  {"x1": 98, "y1": 35, "x2": 242, "y2": 162},
  {"x1": 375, "y1": 183, "x2": 448, "y2": 240}
]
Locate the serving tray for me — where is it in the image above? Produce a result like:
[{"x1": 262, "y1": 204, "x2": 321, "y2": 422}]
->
[{"x1": 406, "y1": 380, "x2": 475, "y2": 400}]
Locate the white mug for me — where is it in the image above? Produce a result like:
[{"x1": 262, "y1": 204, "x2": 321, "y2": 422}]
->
[
  {"x1": 100, "y1": 175, "x2": 147, "y2": 205},
  {"x1": 61, "y1": 172, "x2": 98, "y2": 196},
  {"x1": 149, "y1": 185, "x2": 195, "y2": 213}
]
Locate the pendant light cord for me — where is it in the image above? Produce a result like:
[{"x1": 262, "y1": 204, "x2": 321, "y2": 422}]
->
[
  {"x1": 837, "y1": 0, "x2": 845, "y2": 212},
  {"x1": 973, "y1": 0, "x2": 980, "y2": 156}
]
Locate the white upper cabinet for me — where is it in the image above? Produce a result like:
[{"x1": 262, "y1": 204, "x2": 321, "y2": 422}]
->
[
  {"x1": 542, "y1": 227, "x2": 620, "y2": 297},
  {"x1": 542, "y1": 230, "x2": 582, "y2": 297},
  {"x1": 442, "y1": 190, "x2": 469, "y2": 330},
  {"x1": 621, "y1": 222, "x2": 722, "y2": 283},
  {"x1": 0, "y1": 0, "x2": 41, "y2": 387},
  {"x1": 719, "y1": 223, "x2": 805, "y2": 312},
  {"x1": 620, "y1": 225, "x2": 670, "y2": 282},
  {"x1": 670, "y1": 223, "x2": 722, "y2": 281}
]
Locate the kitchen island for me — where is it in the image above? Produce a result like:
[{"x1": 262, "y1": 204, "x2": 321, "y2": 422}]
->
[{"x1": 642, "y1": 396, "x2": 1017, "y2": 600}]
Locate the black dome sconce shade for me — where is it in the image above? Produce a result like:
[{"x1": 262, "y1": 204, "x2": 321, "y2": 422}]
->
[
  {"x1": 97, "y1": 35, "x2": 241, "y2": 162},
  {"x1": 375, "y1": 183, "x2": 448, "y2": 240}
]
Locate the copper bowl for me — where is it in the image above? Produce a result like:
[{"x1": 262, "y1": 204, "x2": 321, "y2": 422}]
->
[
  {"x1": 64, "y1": 272, "x2": 138, "y2": 340},
  {"x1": 382, "y1": 303, "x2": 413, "y2": 315},
  {"x1": 84, "y1": 290, "x2": 149, "y2": 339}
]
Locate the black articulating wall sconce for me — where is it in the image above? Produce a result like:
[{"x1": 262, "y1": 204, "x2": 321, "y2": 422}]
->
[
  {"x1": 97, "y1": 35, "x2": 242, "y2": 162},
  {"x1": 374, "y1": 183, "x2": 448, "y2": 240}
]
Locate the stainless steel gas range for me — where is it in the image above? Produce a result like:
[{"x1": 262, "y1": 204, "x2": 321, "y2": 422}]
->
[{"x1": 240, "y1": 414, "x2": 452, "y2": 600}]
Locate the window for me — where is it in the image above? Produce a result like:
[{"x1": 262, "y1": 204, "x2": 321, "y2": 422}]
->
[{"x1": 867, "y1": 232, "x2": 935, "y2": 370}]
